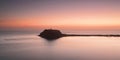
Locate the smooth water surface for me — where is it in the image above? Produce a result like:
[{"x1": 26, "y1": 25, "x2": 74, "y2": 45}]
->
[{"x1": 0, "y1": 31, "x2": 120, "y2": 60}]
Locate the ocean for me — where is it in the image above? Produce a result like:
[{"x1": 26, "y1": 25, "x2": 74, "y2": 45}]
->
[{"x1": 0, "y1": 30, "x2": 120, "y2": 60}]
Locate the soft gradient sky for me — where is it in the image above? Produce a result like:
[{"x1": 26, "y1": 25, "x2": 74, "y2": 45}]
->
[{"x1": 0, "y1": 0, "x2": 120, "y2": 31}]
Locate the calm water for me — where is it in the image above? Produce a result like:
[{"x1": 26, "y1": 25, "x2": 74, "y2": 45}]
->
[{"x1": 0, "y1": 31, "x2": 120, "y2": 60}]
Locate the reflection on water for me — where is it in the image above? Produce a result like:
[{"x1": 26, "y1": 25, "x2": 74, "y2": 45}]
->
[{"x1": 0, "y1": 34, "x2": 120, "y2": 60}]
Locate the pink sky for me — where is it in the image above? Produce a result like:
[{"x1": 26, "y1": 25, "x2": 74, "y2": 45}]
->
[{"x1": 0, "y1": 0, "x2": 120, "y2": 31}]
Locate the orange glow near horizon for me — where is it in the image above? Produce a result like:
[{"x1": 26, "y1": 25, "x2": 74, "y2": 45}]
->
[{"x1": 1, "y1": 11, "x2": 120, "y2": 29}]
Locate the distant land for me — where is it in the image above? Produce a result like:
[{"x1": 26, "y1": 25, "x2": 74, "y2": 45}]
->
[{"x1": 39, "y1": 29, "x2": 120, "y2": 40}]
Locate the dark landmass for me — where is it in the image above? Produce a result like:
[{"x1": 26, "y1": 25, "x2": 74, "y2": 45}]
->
[
  {"x1": 39, "y1": 29, "x2": 120, "y2": 40},
  {"x1": 63, "y1": 34, "x2": 120, "y2": 37},
  {"x1": 39, "y1": 29, "x2": 63, "y2": 40}
]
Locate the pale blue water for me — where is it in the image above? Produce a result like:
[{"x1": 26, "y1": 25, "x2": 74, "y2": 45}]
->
[{"x1": 1, "y1": 31, "x2": 120, "y2": 60}]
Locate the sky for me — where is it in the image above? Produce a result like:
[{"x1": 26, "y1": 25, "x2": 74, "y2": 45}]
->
[{"x1": 0, "y1": 0, "x2": 120, "y2": 31}]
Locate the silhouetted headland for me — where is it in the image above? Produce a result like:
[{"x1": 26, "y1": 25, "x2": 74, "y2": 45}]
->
[
  {"x1": 39, "y1": 29, "x2": 63, "y2": 40},
  {"x1": 39, "y1": 29, "x2": 120, "y2": 40}
]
